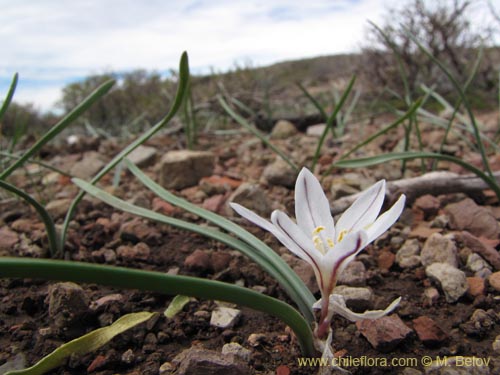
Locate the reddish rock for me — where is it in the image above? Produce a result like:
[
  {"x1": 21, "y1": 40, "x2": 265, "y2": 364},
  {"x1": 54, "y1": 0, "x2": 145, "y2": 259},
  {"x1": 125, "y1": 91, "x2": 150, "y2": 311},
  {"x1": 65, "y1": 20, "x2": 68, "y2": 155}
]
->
[
  {"x1": 409, "y1": 223, "x2": 441, "y2": 239},
  {"x1": 488, "y1": 271, "x2": 500, "y2": 292},
  {"x1": 445, "y1": 198, "x2": 500, "y2": 239},
  {"x1": 276, "y1": 365, "x2": 291, "y2": 375},
  {"x1": 356, "y1": 315, "x2": 413, "y2": 352},
  {"x1": 200, "y1": 175, "x2": 242, "y2": 194},
  {"x1": 458, "y1": 231, "x2": 500, "y2": 271},
  {"x1": 120, "y1": 218, "x2": 161, "y2": 245},
  {"x1": 414, "y1": 195, "x2": 441, "y2": 218},
  {"x1": 467, "y1": 277, "x2": 485, "y2": 297},
  {"x1": 87, "y1": 354, "x2": 108, "y2": 372},
  {"x1": 378, "y1": 250, "x2": 395, "y2": 271},
  {"x1": 152, "y1": 197, "x2": 177, "y2": 215},
  {"x1": 185, "y1": 249, "x2": 211, "y2": 272},
  {"x1": 202, "y1": 194, "x2": 227, "y2": 213},
  {"x1": 412, "y1": 316, "x2": 448, "y2": 346},
  {"x1": 211, "y1": 252, "x2": 232, "y2": 272},
  {"x1": 116, "y1": 242, "x2": 151, "y2": 261},
  {"x1": 0, "y1": 226, "x2": 19, "y2": 251}
]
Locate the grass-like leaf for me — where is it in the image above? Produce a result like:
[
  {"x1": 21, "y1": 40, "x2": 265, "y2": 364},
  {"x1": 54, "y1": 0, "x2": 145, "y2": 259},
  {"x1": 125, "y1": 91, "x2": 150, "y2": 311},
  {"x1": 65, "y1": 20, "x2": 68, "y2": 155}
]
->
[
  {"x1": 164, "y1": 295, "x2": 190, "y2": 318},
  {"x1": 124, "y1": 159, "x2": 316, "y2": 322},
  {"x1": 0, "y1": 73, "x2": 18, "y2": 123},
  {"x1": 218, "y1": 95, "x2": 299, "y2": 172},
  {"x1": 72, "y1": 175, "x2": 315, "y2": 323},
  {"x1": 60, "y1": 52, "x2": 190, "y2": 251},
  {"x1": 334, "y1": 151, "x2": 500, "y2": 200},
  {"x1": 5, "y1": 312, "x2": 154, "y2": 375},
  {"x1": 0, "y1": 179, "x2": 59, "y2": 256},
  {"x1": 0, "y1": 257, "x2": 315, "y2": 356},
  {"x1": 0, "y1": 80, "x2": 115, "y2": 181}
]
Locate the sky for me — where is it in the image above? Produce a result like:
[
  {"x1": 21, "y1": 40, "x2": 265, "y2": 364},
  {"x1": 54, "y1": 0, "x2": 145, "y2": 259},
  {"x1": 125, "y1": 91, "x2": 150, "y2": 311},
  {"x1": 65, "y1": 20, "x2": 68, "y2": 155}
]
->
[{"x1": 1, "y1": 0, "x2": 499, "y2": 113}]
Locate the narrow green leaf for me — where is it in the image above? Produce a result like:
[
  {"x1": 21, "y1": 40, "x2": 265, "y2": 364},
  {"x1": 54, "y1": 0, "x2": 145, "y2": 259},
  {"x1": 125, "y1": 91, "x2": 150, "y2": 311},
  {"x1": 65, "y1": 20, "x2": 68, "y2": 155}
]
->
[
  {"x1": 164, "y1": 295, "x2": 190, "y2": 318},
  {"x1": 5, "y1": 312, "x2": 154, "y2": 375},
  {"x1": 60, "y1": 52, "x2": 190, "y2": 250},
  {"x1": 0, "y1": 180, "x2": 59, "y2": 256},
  {"x1": 0, "y1": 73, "x2": 18, "y2": 122},
  {"x1": 218, "y1": 96, "x2": 299, "y2": 172},
  {"x1": 72, "y1": 175, "x2": 315, "y2": 323},
  {"x1": 0, "y1": 80, "x2": 115, "y2": 181},
  {"x1": 334, "y1": 151, "x2": 500, "y2": 200},
  {"x1": 0, "y1": 257, "x2": 315, "y2": 357},
  {"x1": 297, "y1": 82, "x2": 328, "y2": 121}
]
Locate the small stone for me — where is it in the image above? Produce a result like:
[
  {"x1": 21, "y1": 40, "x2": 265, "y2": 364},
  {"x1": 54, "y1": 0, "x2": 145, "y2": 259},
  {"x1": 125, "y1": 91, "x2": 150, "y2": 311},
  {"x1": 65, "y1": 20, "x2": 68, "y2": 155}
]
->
[
  {"x1": 445, "y1": 198, "x2": 500, "y2": 239},
  {"x1": 459, "y1": 231, "x2": 500, "y2": 271},
  {"x1": 467, "y1": 253, "x2": 492, "y2": 273},
  {"x1": 414, "y1": 195, "x2": 441, "y2": 218},
  {"x1": 396, "y1": 239, "x2": 421, "y2": 268},
  {"x1": 262, "y1": 158, "x2": 298, "y2": 188},
  {"x1": 247, "y1": 333, "x2": 267, "y2": 347},
  {"x1": 460, "y1": 309, "x2": 498, "y2": 337},
  {"x1": 422, "y1": 287, "x2": 440, "y2": 307},
  {"x1": 90, "y1": 293, "x2": 124, "y2": 311},
  {"x1": 159, "y1": 361, "x2": 175, "y2": 374},
  {"x1": 412, "y1": 316, "x2": 448, "y2": 346},
  {"x1": 338, "y1": 261, "x2": 366, "y2": 286},
  {"x1": 158, "y1": 150, "x2": 215, "y2": 189},
  {"x1": 378, "y1": 250, "x2": 395, "y2": 271},
  {"x1": 194, "y1": 310, "x2": 211, "y2": 319},
  {"x1": 172, "y1": 347, "x2": 251, "y2": 375},
  {"x1": 356, "y1": 314, "x2": 413, "y2": 352},
  {"x1": 467, "y1": 277, "x2": 485, "y2": 297},
  {"x1": 127, "y1": 145, "x2": 157, "y2": 167},
  {"x1": 221, "y1": 342, "x2": 252, "y2": 362},
  {"x1": 211, "y1": 251, "x2": 232, "y2": 272},
  {"x1": 87, "y1": 354, "x2": 109, "y2": 372},
  {"x1": 421, "y1": 233, "x2": 458, "y2": 267},
  {"x1": 185, "y1": 249, "x2": 211, "y2": 272},
  {"x1": 116, "y1": 242, "x2": 150, "y2": 261},
  {"x1": 210, "y1": 307, "x2": 241, "y2": 328},
  {"x1": 0, "y1": 226, "x2": 19, "y2": 251},
  {"x1": 430, "y1": 214, "x2": 449, "y2": 229},
  {"x1": 200, "y1": 175, "x2": 242, "y2": 195},
  {"x1": 227, "y1": 183, "x2": 272, "y2": 217},
  {"x1": 47, "y1": 282, "x2": 89, "y2": 335},
  {"x1": 121, "y1": 349, "x2": 135, "y2": 364},
  {"x1": 69, "y1": 151, "x2": 106, "y2": 179},
  {"x1": 306, "y1": 123, "x2": 328, "y2": 137},
  {"x1": 488, "y1": 271, "x2": 500, "y2": 291},
  {"x1": 334, "y1": 286, "x2": 373, "y2": 311},
  {"x1": 425, "y1": 263, "x2": 468, "y2": 303},
  {"x1": 202, "y1": 194, "x2": 227, "y2": 213},
  {"x1": 270, "y1": 120, "x2": 298, "y2": 139},
  {"x1": 120, "y1": 218, "x2": 161, "y2": 244},
  {"x1": 45, "y1": 198, "x2": 72, "y2": 220}
]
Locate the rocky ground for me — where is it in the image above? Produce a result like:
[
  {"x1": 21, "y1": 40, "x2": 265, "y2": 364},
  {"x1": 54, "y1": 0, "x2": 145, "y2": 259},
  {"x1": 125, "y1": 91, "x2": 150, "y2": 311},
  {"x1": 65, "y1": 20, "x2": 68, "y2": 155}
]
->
[{"x1": 1, "y1": 113, "x2": 500, "y2": 375}]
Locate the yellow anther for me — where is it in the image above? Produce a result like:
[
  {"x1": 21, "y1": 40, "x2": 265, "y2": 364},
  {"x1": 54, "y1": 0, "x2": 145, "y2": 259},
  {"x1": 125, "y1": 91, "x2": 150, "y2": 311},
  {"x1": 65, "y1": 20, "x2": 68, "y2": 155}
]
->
[
  {"x1": 337, "y1": 229, "x2": 348, "y2": 243},
  {"x1": 312, "y1": 226, "x2": 325, "y2": 235},
  {"x1": 313, "y1": 236, "x2": 325, "y2": 254},
  {"x1": 327, "y1": 238, "x2": 334, "y2": 248}
]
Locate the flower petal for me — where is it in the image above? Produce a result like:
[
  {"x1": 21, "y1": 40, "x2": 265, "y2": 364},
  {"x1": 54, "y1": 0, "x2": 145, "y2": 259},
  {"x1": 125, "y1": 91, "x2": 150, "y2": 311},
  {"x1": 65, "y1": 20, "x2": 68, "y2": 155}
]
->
[
  {"x1": 329, "y1": 294, "x2": 401, "y2": 322},
  {"x1": 323, "y1": 230, "x2": 367, "y2": 275},
  {"x1": 294, "y1": 168, "x2": 335, "y2": 243},
  {"x1": 365, "y1": 194, "x2": 406, "y2": 243},
  {"x1": 229, "y1": 202, "x2": 277, "y2": 233},
  {"x1": 335, "y1": 180, "x2": 386, "y2": 238}
]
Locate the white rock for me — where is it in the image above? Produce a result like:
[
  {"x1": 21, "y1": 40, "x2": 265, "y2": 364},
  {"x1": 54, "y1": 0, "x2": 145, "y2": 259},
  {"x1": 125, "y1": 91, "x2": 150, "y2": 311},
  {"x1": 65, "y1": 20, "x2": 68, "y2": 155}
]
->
[
  {"x1": 222, "y1": 342, "x2": 252, "y2": 362},
  {"x1": 425, "y1": 263, "x2": 468, "y2": 303},
  {"x1": 127, "y1": 145, "x2": 157, "y2": 167},
  {"x1": 421, "y1": 233, "x2": 458, "y2": 267},
  {"x1": 158, "y1": 150, "x2": 214, "y2": 189},
  {"x1": 396, "y1": 239, "x2": 421, "y2": 268},
  {"x1": 210, "y1": 306, "x2": 241, "y2": 328},
  {"x1": 334, "y1": 285, "x2": 373, "y2": 311}
]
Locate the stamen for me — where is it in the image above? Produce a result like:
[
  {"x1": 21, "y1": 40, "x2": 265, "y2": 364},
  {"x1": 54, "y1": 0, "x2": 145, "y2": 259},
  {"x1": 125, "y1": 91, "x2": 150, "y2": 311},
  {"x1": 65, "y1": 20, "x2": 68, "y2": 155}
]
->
[
  {"x1": 312, "y1": 226, "x2": 325, "y2": 235},
  {"x1": 313, "y1": 235, "x2": 325, "y2": 254},
  {"x1": 337, "y1": 229, "x2": 348, "y2": 242}
]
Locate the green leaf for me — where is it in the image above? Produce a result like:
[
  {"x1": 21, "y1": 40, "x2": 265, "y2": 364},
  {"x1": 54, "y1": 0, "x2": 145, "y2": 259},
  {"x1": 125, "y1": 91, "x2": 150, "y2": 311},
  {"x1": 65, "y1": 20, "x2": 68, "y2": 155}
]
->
[
  {"x1": 0, "y1": 180, "x2": 59, "y2": 256},
  {"x1": 0, "y1": 79, "x2": 115, "y2": 181},
  {"x1": 72, "y1": 175, "x2": 315, "y2": 324},
  {"x1": 5, "y1": 312, "x2": 154, "y2": 375},
  {"x1": 0, "y1": 257, "x2": 315, "y2": 357},
  {"x1": 60, "y1": 52, "x2": 190, "y2": 251},
  {"x1": 218, "y1": 95, "x2": 299, "y2": 172},
  {"x1": 164, "y1": 295, "x2": 190, "y2": 318},
  {"x1": 0, "y1": 73, "x2": 18, "y2": 122}
]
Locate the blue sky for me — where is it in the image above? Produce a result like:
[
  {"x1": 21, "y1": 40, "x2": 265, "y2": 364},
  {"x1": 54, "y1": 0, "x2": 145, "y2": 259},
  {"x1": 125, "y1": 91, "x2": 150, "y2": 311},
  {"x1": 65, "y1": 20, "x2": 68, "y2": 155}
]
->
[{"x1": 1, "y1": 0, "x2": 499, "y2": 113}]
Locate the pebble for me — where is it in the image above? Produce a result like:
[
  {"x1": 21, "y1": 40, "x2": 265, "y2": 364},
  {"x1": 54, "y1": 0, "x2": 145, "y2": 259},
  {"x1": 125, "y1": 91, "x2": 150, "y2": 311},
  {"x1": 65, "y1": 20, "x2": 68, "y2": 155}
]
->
[
  {"x1": 69, "y1": 151, "x2": 106, "y2": 179},
  {"x1": 47, "y1": 282, "x2": 89, "y2": 335},
  {"x1": 493, "y1": 335, "x2": 500, "y2": 353},
  {"x1": 396, "y1": 239, "x2": 421, "y2": 268},
  {"x1": 466, "y1": 253, "x2": 492, "y2": 273},
  {"x1": 262, "y1": 158, "x2": 298, "y2": 188},
  {"x1": 413, "y1": 194, "x2": 441, "y2": 218},
  {"x1": 172, "y1": 347, "x2": 251, "y2": 375},
  {"x1": 421, "y1": 233, "x2": 458, "y2": 268},
  {"x1": 210, "y1": 306, "x2": 241, "y2": 328},
  {"x1": 116, "y1": 242, "x2": 151, "y2": 261},
  {"x1": 44, "y1": 198, "x2": 72, "y2": 220},
  {"x1": 422, "y1": 287, "x2": 440, "y2": 307},
  {"x1": 467, "y1": 277, "x2": 486, "y2": 298},
  {"x1": 356, "y1": 314, "x2": 413, "y2": 352},
  {"x1": 337, "y1": 261, "x2": 366, "y2": 286},
  {"x1": 412, "y1": 316, "x2": 448, "y2": 346},
  {"x1": 378, "y1": 250, "x2": 395, "y2": 271},
  {"x1": 270, "y1": 119, "x2": 298, "y2": 139},
  {"x1": 445, "y1": 198, "x2": 500, "y2": 239},
  {"x1": 425, "y1": 263, "x2": 468, "y2": 303},
  {"x1": 119, "y1": 218, "x2": 161, "y2": 244},
  {"x1": 121, "y1": 349, "x2": 135, "y2": 364},
  {"x1": 459, "y1": 231, "x2": 500, "y2": 271},
  {"x1": 126, "y1": 145, "x2": 157, "y2": 167},
  {"x1": 221, "y1": 342, "x2": 252, "y2": 362},
  {"x1": 227, "y1": 183, "x2": 273, "y2": 217},
  {"x1": 247, "y1": 333, "x2": 267, "y2": 347},
  {"x1": 184, "y1": 249, "x2": 211, "y2": 272},
  {"x1": 488, "y1": 271, "x2": 500, "y2": 291},
  {"x1": 158, "y1": 150, "x2": 215, "y2": 189},
  {"x1": 334, "y1": 285, "x2": 374, "y2": 311},
  {"x1": 306, "y1": 123, "x2": 328, "y2": 137},
  {"x1": 460, "y1": 309, "x2": 498, "y2": 337}
]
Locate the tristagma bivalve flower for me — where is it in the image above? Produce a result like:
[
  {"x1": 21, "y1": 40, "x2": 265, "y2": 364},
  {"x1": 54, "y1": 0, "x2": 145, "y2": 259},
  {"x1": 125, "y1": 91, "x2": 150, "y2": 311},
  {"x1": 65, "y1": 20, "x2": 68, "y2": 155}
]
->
[{"x1": 230, "y1": 167, "x2": 405, "y2": 344}]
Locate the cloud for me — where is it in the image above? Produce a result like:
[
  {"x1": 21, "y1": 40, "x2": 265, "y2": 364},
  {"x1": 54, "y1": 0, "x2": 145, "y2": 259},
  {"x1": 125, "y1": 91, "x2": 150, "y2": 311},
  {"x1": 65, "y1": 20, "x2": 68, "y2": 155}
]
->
[{"x1": 1, "y1": 0, "x2": 498, "y2": 112}]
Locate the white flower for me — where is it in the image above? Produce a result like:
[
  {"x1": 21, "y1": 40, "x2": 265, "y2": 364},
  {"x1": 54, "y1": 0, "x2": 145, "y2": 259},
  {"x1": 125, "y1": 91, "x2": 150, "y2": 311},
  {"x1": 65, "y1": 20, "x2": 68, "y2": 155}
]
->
[{"x1": 230, "y1": 167, "x2": 405, "y2": 305}]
